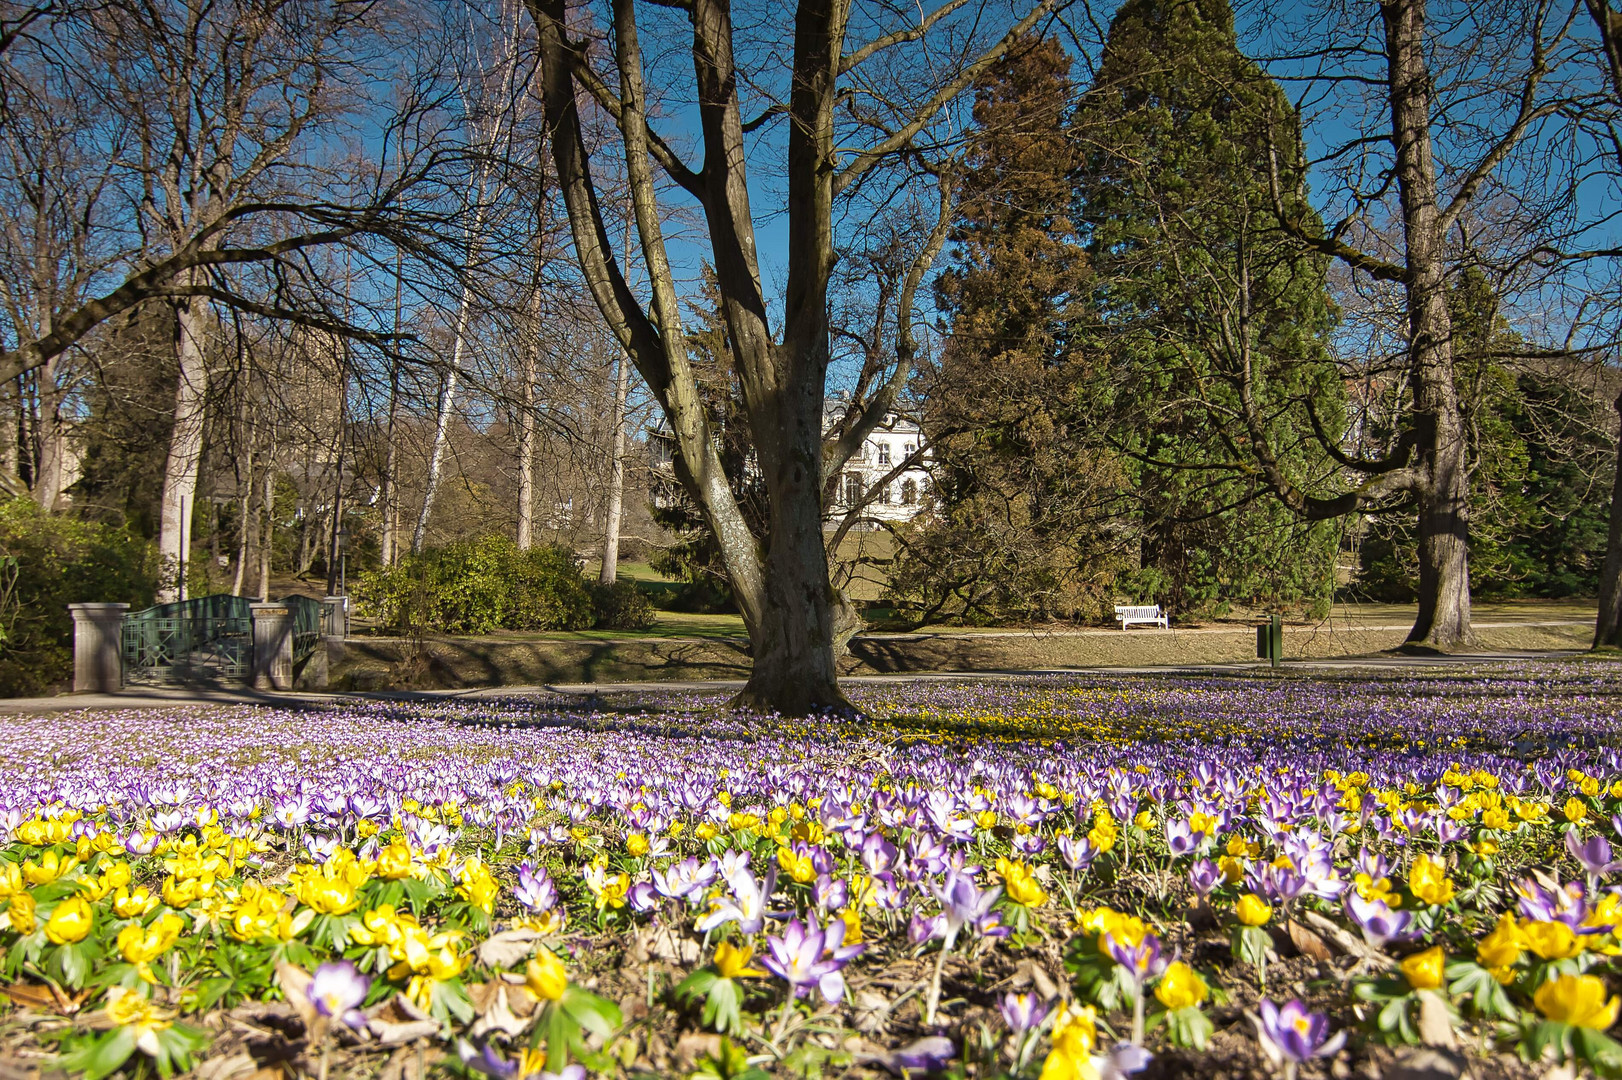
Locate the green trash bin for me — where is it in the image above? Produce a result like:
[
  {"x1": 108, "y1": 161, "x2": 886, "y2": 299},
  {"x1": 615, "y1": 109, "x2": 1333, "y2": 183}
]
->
[{"x1": 1256, "y1": 615, "x2": 1283, "y2": 668}]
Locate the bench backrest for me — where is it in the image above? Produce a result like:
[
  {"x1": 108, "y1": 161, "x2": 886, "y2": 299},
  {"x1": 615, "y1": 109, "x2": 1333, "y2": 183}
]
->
[{"x1": 1115, "y1": 605, "x2": 1161, "y2": 618}]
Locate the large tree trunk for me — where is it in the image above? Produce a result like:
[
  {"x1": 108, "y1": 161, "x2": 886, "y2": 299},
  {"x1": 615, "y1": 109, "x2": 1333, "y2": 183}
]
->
[
  {"x1": 598, "y1": 350, "x2": 628, "y2": 583},
  {"x1": 1383, "y1": 0, "x2": 1473, "y2": 650},
  {"x1": 32, "y1": 353, "x2": 66, "y2": 512},
  {"x1": 1595, "y1": 393, "x2": 1622, "y2": 647},
  {"x1": 156, "y1": 293, "x2": 211, "y2": 602},
  {"x1": 736, "y1": 364, "x2": 847, "y2": 712}
]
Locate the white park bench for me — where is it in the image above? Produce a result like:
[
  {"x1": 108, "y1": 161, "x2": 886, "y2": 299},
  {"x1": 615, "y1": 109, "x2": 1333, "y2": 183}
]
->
[{"x1": 1115, "y1": 604, "x2": 1169, "y2": 630}]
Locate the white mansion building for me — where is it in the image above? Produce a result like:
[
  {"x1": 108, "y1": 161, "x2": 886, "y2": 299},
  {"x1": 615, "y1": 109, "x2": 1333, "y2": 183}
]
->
[{"x1": 648, "y1": 399, "x2": 931, "y2": 526}]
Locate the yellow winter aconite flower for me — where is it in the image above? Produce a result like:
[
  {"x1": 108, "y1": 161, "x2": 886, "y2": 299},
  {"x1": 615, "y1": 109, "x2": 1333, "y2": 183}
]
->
[
  {"x1": 2, "y1": 892, "x2": 36, "y2": 934},
  {"x1": 78, "y1": 860, "x2": 131, "y2": 902},
  {"x1": 456, "y1": 858, "x2": 499, "y2": 914},
  {"x1": 582, "y1": 860, "x2": 629, "y2": 911},
  {"x1": 105, "y1": 986, "x2": 175, "y2": 1057},
  {"x1": 777, "y1": 846, "x2": 816, "y2": 884},
  {"x1": 1039, "y1": 1004, "x2": 1100, "y2": 1080},
  {"x1": 625, "y1": 832, "x2": 650, "y2": 857},
  {"x1": 118, "y1": 912, "x2": 185, "y2": 964},
  {"x1": 375, "y1": 841, "x2": 414, "y2": 881},
  {"x1": 43, "y1": 895, "x2": 93, "y2": 944},
  {"x1": 1522, "y1": 919, "x2": 1584, "y2": 960},
  {"x1": 1408, "y1": 854, "x2": 1455, "y2": 906},
  {"x1": 112, "y1": 886, "x2": 159, "y2": 919},
  {"x1": 23, "y1": 849, "x2": 76, "y2": 886},
  {"x1": 1566, "y1": 798, "x2": 1590, "y2": 824},
  {"x1": 1476, "y1": 913, "x2": 1525, "y2": 975},
  {"x1": 1217, "y1": 855, "x2": 1246, "y2": 885},
  {"x1": 1535, "y1": 974, "x2": 1620, "y2": 1030},
  {"x1": 713, "y1": 941, "x2": 765, "y2": 980},
  {"x1": 294, "y1": 874, "x2": 358, "y2": 916},
  {"x1": 1354, "y1": 873, "x2": 1400, "y2": 907},
  {"x1": 0, "y1": 861, "x2": 21, "y2": 897},
  {"x1": 997, "y1": 857, "x2": 1048, "y2": 908},
  {"x1": 525, "y1": 948, "x2": 569, "y2": 1001},
  {"x1": 227, "y1": 882, "x2": 306, "y2": 943},
  {"x1": 1154, "y1": 961, "x2": 1209, "y2": 1010},
  {"x1": 1235, "y1": 893, "x2": 1273, "y2": 927},
  {"x1": 1400, "y1": 946, "x2": 1446, "y2": 991}
]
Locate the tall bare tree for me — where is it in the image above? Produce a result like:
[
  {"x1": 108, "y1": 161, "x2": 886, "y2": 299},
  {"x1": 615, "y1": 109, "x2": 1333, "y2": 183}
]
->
[
  {"x1": 1254, "y1": 0, "x2": 1590, "y2": 649},
  {"x1": 526, "y1": 0, "x2": 1055, "y2": 712}
]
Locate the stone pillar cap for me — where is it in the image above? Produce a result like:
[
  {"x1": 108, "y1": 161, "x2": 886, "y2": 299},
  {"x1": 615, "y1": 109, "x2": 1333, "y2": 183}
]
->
[
  {"x1": 68, "y1": 603, "x2": 131, "y2": 612},
  {"x1": 249, "y1": 602, "x2": 290, "y2": 610}
]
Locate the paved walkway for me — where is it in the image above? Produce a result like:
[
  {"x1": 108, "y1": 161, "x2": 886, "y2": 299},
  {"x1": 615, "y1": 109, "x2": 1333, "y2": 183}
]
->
[{"x1": 0, "y1": 648, "x2": 1595, "y2": 714}]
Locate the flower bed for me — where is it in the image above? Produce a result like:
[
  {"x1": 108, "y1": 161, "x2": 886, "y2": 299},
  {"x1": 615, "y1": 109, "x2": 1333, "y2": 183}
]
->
[{"x1": 1, "y1": 668, "x2": 1620, "y2": 1078}]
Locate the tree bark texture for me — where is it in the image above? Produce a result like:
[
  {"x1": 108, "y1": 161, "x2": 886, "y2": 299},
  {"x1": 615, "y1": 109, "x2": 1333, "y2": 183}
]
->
[
  {"x1": 156, "y1": 293, "x2": 211, "y2": 602},
  {"x1": 1382, "y1": 0, "x2": 1473, "y2": 649},
  {"x1": 598, "y1": 350, "x2": 628, "y2": 583}
]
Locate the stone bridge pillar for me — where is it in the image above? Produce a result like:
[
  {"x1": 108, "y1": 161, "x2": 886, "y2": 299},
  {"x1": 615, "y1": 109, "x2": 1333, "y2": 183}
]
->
[
  {"x1": 68, "y1": 603, "x2": 128, "y2": 693},
  {"x1": 250, "y1": 603, "x2": 293, "y2": 691}
]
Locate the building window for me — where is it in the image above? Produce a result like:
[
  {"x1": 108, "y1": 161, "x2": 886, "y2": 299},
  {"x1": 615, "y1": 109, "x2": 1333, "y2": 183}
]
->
[
  {"x1": 875, "y1": 483, "x2": 890, "y2": 505},
  {"x1": 904, "y1": 442, "x2": 915, "y2": 457},
  {"x1": 901, "y1": 479, "x2": 917, "y2": 505},
  {"x1": 843, "y1": 473, "x2": 862, "y2": 507},
  {"x1": 877, "y1": 442, "x2": 891, "y2": 465}
]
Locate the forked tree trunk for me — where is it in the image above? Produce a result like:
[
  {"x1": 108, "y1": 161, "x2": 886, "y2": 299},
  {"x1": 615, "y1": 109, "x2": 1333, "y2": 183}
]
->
[
  {"x1": 1383, "y1": 0, "x2": 1473, "y2": 650},
  {"x1": 156, "y1": 293, "x2": 211, "y2": 602},
  {"x1": 1595, "y1": 393, "x2": 1622, "y2": 647},
  {"x1": 598, "y1": 351, "x2": 628, "y2": 583}
]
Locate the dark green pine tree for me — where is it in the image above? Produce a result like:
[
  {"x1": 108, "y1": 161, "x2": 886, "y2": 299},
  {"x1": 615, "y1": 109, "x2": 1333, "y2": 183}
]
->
[
  {"x1": 1074, "y1": 0, "x2": 1347, "y2": 617},
  {"x1": 891, "y1": 35, "x2": 1127, "y2": 624}
]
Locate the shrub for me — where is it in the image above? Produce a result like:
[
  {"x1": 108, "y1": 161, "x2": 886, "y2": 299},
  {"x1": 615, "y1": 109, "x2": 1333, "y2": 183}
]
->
[
  {"x1": 353, "y1": 535, "x2": 597, "y2": 635},
  {"x1": 0, "y1": 498, "x2": 156, "y2": 695},
  {"x1": 591, "y1": 579, "x2": 657, "y2": 631}
]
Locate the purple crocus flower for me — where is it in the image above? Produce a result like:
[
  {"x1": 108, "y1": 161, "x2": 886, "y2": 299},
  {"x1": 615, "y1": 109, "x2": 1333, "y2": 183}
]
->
[
  {"x1": 458, "y1": 1039, "x2": 584, "y2": 1080},
  {"x1": 513, "y1": 861, "x2": 558, "y2": 913},
  {"x1": 761, "y1": 917, "x2": 864, "y2": 1003},
  {"x1": 652, "y1": 855, "x2": 718, "y2": 905},
  {"x1": 1567, "y1": 830, "x2": 1622, "y2": 877},
  {"x1": 1344, "y1": 893, "x2": 1416, "y2": 946},
  {"x1": 695, "y1": 861, "x2": 778, "y2": 935},
  {"x1": 930, "y1": 869, "x2": 1002, "y2": 945},
  {"x1": 861, "y1": 832, "x2": 898, "y2": 874},
  {"x1": 861, "y1": 1036, "x2": 957, "y2": 1076},
  {"x1": 1103, "y1": 928, "x2": 1165, "y2": 984},
  {"x1": 998, "y1": 991, "x2": 1051, "y2": 1034},
  {"x1": 908, "y1": 909, "x2": 945, "y2": 945},
  {"x1": 1188, "y1": 858, "x2": 1222, "y2": 898},
  {"x1": 1253, "y1": 998, "x2": 1346, "y2": 1065},
  {"x1": 1057, "y1": 833, "x2": 1097, "y2": 873},
  {"x1": 307, "y1": 960, "x2": 369, "y2": 1031},
  {"x1": 1165, "y1": 818, "x2": 1204, "y2": 857}
]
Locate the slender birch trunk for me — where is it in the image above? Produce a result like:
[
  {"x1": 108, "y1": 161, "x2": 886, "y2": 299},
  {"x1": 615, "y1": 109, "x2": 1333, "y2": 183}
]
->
[
  {"x1": 157, "y1": 293, "x2": 211, "y2": 602},
  {"x1": 599, "y1": 350, "x2": 629, "y2": 584},
  {"x1": 515, "y1": 321, "x2": 538, "y2": 550},
  {"x1": 231, "y1": 448, "x2": 252, "y2": 595},
  {"x1": 413, "y1": 283, "x2": 472, "y2": 553}
]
